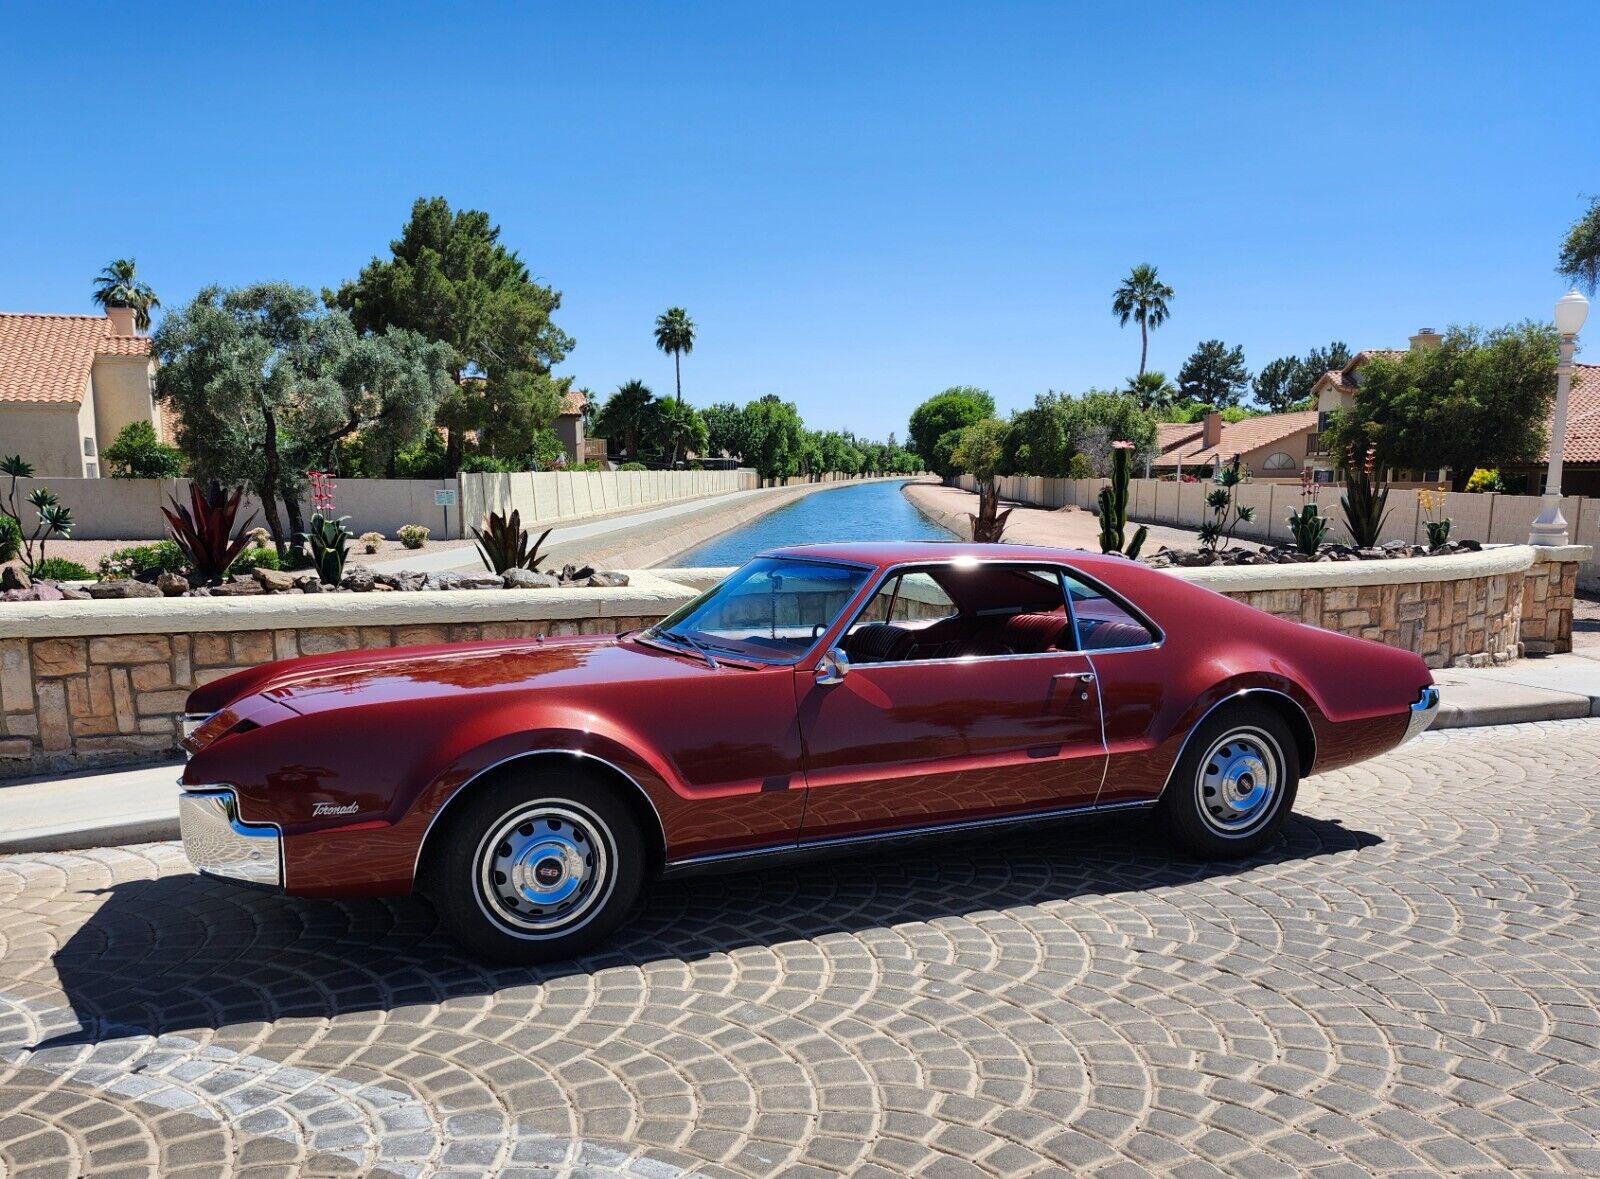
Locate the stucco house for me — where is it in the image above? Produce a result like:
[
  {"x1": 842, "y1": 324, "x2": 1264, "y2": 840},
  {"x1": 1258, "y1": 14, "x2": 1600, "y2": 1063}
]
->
[
  {"x1": 1151, "y1": 409, "x2": 1318, "y2": 482},
  {"x1": 0, "y1": 307, "x2": 159, "y2": 477},
  {"x1": 1306, "y1": 328, "x2": 1600, "y2": 494},
  {"x1": 555, "y1": 388, "x2": 596, "y2": 465}
]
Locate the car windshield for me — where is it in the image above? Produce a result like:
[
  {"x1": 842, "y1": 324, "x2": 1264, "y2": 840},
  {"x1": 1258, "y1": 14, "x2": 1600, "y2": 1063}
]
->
[{"x1": 644, "y1": 557, "x2": 871, "y2": 664}]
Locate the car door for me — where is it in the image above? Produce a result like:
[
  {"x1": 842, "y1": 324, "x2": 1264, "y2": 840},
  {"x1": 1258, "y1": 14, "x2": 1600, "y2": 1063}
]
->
[{"x1": 793, "y1": 562, "x2": 1107, "y2": 842}]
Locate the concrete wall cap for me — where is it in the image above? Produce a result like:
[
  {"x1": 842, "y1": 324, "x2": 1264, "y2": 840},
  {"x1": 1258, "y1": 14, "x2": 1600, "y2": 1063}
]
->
[
  {"x1": 0, "y1": 571, "x2": 701, "y2": 639},
  {"x1": 1529, "y1": 544, "x2": 1593, "y2": 564},
  {"x1": 1164, "y1": 544, "x2": 1535, "y2": 592}
]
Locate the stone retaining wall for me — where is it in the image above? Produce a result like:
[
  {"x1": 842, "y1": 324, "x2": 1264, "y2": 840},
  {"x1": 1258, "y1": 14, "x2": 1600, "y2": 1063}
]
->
[{"x1": 0, "y1": 547, "x2": 1587, "y2": 780}]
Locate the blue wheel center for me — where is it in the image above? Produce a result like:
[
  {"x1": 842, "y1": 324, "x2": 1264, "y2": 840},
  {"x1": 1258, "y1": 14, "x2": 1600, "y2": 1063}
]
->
[{"x1": 508, "y1": 835, "x2": 584, "y2": 905}]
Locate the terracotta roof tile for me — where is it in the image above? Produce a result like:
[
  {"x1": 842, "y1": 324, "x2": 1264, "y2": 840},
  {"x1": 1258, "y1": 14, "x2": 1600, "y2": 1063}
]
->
[
  {"x1": 560, "y1": 389, "x2": 586, "y2": 416},
  {"x1": 1152, "y1": 410, "x2": 1317, "y2": 469},
  {"x1": 1553, "y1": 363, "x2": 1600, "y2": 463},
  {"x1": 0, "y1": 313, "x2": 150, "y2": 405}
]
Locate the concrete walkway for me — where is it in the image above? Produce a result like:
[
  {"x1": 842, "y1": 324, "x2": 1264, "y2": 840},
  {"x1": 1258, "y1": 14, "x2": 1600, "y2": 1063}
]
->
[{"x1": 4, "y1": 652, "x2": 1596, "y2": 855}]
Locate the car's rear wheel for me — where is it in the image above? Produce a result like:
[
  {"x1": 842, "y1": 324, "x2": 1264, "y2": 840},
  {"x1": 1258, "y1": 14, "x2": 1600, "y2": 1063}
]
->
[
  {"x1": 1159, "y1": 703, "x2": 1299, "y2": 858},
  {"x1": 427, "y1": 768, "x2": 645, "y2": 963}
]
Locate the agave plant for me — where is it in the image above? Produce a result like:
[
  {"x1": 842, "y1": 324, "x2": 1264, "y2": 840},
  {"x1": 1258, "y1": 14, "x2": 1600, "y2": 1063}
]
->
[
  {"x1": 163, "y1": 482, "x2": 255, "y2": 585},
  {"x1": 1286, "y1": 503, "x2": 1329, "y2": 556},
  {"x1": 473, "y1": 509, "x2": 553, "y2": 574},
  {"x1": 1340, "y1": 449, "x2": 1390, "y2": 549},
  {"x1": 296, "y1": 513, "x2": 353, "y2": 586}
]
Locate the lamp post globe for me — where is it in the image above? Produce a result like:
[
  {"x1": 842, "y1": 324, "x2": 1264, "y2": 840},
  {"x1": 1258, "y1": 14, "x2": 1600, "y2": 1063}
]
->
[{"x1": 1529, "y1": 290, "x2": 1589, "y2": 546}]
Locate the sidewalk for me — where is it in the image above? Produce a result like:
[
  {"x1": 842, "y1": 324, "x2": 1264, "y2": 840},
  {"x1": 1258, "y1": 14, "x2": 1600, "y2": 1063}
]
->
[{"x1": 4, "y1": 653, "x2": 1597, "y2": 856}]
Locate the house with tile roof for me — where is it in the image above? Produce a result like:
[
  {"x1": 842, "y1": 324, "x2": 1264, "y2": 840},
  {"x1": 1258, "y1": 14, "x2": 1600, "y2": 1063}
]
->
[
  {"x1": 0, "y1": 307, "x2": 160, "y2": 477},
  {"x1": 1150, "y1": 409, "x2": 1319, "y2": 482},
  {"x1": 1306, "y1": 327, "x2": 1600, "y2": 495}
]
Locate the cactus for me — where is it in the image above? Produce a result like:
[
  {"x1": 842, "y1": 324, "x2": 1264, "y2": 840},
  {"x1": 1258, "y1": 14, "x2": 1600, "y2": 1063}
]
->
[{"x1": 1097, "y1": 442, "x2": 1148, "y2": 559}]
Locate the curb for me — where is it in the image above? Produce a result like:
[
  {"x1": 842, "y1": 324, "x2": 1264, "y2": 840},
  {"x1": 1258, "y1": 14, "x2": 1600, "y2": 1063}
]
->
[{"x1": 1, "y1": 814, "x2": 179, "y2": 855}]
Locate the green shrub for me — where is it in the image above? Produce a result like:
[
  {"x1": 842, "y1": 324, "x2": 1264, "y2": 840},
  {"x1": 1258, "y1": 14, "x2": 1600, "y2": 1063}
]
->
[
  {"x1": 31, "y1": 557, "x2": 93, "y2": 581},
  {"x1": 98, "y1": 539, "x2": 187, "y2": 580},
  {"x1": 398, "y1": 524, "x2": 429, "y2": 549},
  {"x1": 619, "y1": 462, "x2": 647, "y2": 471},
  {"x1": 1464, "y1": 467, "x2": 1504, "y2": 494},
  {"x1": 459, "y1": 454, "x2": 519, "y2": 473},
  {"x1": 0, "y1": 516, "x2": 18, "y2": 563},
  {"x1": 103, "y1": 421, "x2": 184, "y2": 479},
  {"x1": 228, "y1": 545, "x2": 280, "y2": 574}
]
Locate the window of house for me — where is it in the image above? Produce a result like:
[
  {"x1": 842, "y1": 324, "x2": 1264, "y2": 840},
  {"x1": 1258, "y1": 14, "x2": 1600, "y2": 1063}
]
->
[
  {"x1": 84, "y1": 462, "x2": 99, "y2": 478},
  {"x1": 83, "y1": 437, "x2": 96, "y2": 457},
  {"x1": 1063, "y1": 574, "x2": 1158, "y2": 651},
  {"x1": 1262, "y1": 451, "x2": 1295, "y2": 471},
  {"x1": 1311, "y1": 469, "x2": 1336, "y2": 485}
]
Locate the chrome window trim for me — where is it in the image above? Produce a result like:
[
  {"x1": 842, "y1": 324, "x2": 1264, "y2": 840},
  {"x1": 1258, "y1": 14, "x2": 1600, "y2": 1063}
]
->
[
  {"x1": 824, "y1": 556, "x2": 1164, "y2": 668},
  {"x1": 412, "y1": 748, "x2": 668, "y2": 884},
  {"x1": 644, "y1": 554, "x2": 878, "y2": 669},
  {"x1": 1154, "y1": 688, "x2": 1318, "y2": 799},
  {"x1": 663, "y1": 795, "x2": 1157, "y2": 873}
]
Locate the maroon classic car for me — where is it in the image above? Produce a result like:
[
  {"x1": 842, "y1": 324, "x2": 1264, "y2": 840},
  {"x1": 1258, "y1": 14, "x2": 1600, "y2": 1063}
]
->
[{"x1": 178, "y1": 542, "x2": 1439, "y2": 962}]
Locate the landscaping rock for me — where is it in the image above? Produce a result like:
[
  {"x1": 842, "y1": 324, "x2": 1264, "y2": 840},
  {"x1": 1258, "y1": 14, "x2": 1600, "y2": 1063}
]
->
[
  {"x1": 454, "y1": 573, "x2": 505, "y2": 591},
  {"x1": 503, "y1": 568, "x2": 561, "y2": 589},
  {"x1": 423, "y1": 572, "x2": 463, "y2": 592},
  {"x1": 60, "y1": 585, "x2": 91, "y2": 600},
  {"x1": 31, "y1": 582, "x2": 64, "y2": 602},
  {"x1": 253, "y1": 568, "x2": 297, "y2": 593},
  {"x1": 376, "y1": 570, "x2": 427, "y2": 592},
  {"x1": 156, "y1": 571, "x2": 190, "y2": 597},
  {"x1": 293, "y1": 571, "x2": 325, "y2": 594},
  {"x1": 341, "y1": 566, "x2": 376, "y2": 592},
  {"x1": 210, "y1": 576, "x2": 264, "y2": 597},
  {"x1": 587, "y1": 571, "x2": 630, "y2": 588},
  {"x1": 557, "y1": 564, "x2": 596, "y2": 584},
  {"x1": 87, "y1": 579, "x2": 161, "y2": 600},
  {"x1": 1, "y1": 566, "x2": 31, "y2": 593}
]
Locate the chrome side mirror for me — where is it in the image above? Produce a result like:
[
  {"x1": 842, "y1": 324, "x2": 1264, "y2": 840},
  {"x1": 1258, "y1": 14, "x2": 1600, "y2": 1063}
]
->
[{"x1": 815, "y1": 647, "x2": 850, "y2": 685}]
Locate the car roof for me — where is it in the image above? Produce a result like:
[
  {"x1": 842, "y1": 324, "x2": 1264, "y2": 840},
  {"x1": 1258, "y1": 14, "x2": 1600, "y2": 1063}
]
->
[{"x1": 761, "y1": 540, "x2": 1134, "y2": 573}]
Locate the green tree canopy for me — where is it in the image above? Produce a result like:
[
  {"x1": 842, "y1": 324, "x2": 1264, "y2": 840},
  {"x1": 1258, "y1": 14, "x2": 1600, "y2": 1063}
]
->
[
  {"x1": 1002, "y1": 390, "x2": 1078, "y2": 476},
  {"x1": 102, "y1": 421, "x2": 184, "y2": 479},
  {"x1": 1558, "y1": 196, "x2": 1600, "y2": 294},
  {"x1": 1124, "y1": 370, "x2": 1178, "y2": 412},
  {"x1": 908, "y1": 386, "x2": 996, "y2": 477},
  {"x1": 92, "y1": 258, "x2": 160, "y2": 331},
  {"x1": 1112, "y1": 264, "x2": 1174, "y2": 377},
  {"x1": 650, "y1": 396, "x2": 709, "y2": 467},
  {"x1": 1076, "y1": 389, "x2": 1158, "y2": 475},
  {"x1": 1252, "y1": 342, "x2": 1350, "y2": 412},
  {"x1": 596, "y1": 380, "x2": 656, "y2": 461},
  {"x1": 153, "y1": 283, "x2": 454, "y2": 551},
  {"x1": 328, "y1": 196, "x2": 573, "y2": 469},
  {"x1": 1178, "y1": 340, "x2": 1250, "y2": 409},
  {"x1": 742, "y1": 396, "x2": 806, "y2": 485},
  {"x1": 952, "y1": 418, "x2": 1010, "y2": 483},
  {"x1": 1323, "y1": 322, "x2": 1559, "y2": 491},
  {"x1": 702, "y1": 401, "x2": 750, "y2": 462}
]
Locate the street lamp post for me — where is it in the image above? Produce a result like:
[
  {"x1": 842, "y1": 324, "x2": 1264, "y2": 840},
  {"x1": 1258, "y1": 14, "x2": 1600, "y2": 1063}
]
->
[{"x1": 1529, "y1": 289, "x2": 1590, "y2": 546}]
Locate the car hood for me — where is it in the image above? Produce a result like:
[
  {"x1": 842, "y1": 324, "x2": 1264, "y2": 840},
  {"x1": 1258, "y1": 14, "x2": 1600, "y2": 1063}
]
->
[{"x1": 192, "y1": 635, "x2": 716, "y2": 718}]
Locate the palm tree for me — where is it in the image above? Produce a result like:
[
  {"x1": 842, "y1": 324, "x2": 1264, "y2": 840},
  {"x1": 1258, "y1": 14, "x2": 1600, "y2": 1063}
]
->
[
  {"x1": 653, "y1": 307, "x2": 695, "y2": 400},
  {"x1": 1124, "y1": 370, "x2": 1178, "y2": 412},
  {"x1": 651, "y1": 397, "x2": 709, "y2": 468},
  {"x1": 1111, "y1": 264, "x2": 1174, "y2": 377},
  {"x1": 91, "y1": 259, "x2": 160, "y2": 331},
  {"x1": 596, "y1": 380, "x2": 655, "y2": 461}
]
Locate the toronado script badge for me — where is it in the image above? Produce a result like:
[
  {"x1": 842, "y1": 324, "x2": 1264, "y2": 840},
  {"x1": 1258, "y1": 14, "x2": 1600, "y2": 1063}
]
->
[{"x1": 311, "y1": 801, "x2": 361, "y2": 817}]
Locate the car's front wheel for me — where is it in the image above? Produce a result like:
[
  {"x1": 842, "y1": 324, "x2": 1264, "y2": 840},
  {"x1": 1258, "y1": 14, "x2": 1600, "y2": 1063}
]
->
[
  {"x1": 428, "y1": 768, "x2": 645, "y2": 963},
  {"x1": 1158, "y1": 703, "x2": 1299, "y2": 858}
]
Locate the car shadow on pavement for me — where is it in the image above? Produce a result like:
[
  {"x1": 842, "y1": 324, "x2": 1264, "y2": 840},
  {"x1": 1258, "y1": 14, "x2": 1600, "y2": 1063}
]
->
[{"x1": 38, "y1": 811, "x2": 1379, "y2": 1051}]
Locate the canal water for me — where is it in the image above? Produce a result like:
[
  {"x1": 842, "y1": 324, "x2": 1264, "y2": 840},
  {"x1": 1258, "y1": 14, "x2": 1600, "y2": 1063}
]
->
[{"x1": 667, "y1": 479, "x2": 955, "y2": 566}]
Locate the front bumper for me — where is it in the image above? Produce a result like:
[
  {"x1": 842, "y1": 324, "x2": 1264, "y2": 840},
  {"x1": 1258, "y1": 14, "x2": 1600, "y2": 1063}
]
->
[
  {"x1": 178, "y1": 789, "x2": 283, "y2": 888},
  {"x1": 1400, "y1": 685, "x2": 1440, "y2": 745}
]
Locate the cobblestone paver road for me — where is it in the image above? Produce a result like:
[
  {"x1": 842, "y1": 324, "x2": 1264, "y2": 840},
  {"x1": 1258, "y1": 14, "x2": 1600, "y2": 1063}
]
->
[{"x1": 2, "y1": 720, "x2": 1599, "y2": 1177}]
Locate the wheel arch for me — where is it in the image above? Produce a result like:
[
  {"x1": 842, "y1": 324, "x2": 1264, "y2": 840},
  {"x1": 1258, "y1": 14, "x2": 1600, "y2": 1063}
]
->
[
  {"x1": 1157, "y1": 687, "x2": 1317, "y2": 800},
  {"x1": 414, "y1": 749, "x2": 669, "y2": 888}
]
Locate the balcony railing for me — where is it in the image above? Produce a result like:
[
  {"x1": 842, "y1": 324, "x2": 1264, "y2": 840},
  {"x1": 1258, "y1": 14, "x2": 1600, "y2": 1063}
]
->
[{"x1": 1306, "y1": 432, "x2": 1329, "y2": 457}]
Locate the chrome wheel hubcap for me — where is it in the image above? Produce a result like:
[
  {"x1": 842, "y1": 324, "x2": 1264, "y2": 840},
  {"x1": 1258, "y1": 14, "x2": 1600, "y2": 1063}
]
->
[
  {"x1": 1198, "y1": 728, "x2": 1281, "y2": 835},
  {"x1": 475, "y1": 802, "x2": 613, "y2": 937}
]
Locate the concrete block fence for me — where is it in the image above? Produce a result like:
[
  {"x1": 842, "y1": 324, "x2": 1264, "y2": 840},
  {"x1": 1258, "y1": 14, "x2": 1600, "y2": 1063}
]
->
[{"x1": 955, "y1": 474, "x2": 1600, "y2": 588}]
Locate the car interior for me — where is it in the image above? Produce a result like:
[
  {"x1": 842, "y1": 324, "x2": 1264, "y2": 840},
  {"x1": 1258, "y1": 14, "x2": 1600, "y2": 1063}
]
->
[{"x1": 842, "y1": 564, "x2": 1155, "y2": 664}]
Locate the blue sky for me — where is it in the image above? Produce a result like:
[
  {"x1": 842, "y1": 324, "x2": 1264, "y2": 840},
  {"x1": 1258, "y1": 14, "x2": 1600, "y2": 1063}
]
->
[{"x1": 3, "y1": 2, "x2": 1596, "y2": 441}]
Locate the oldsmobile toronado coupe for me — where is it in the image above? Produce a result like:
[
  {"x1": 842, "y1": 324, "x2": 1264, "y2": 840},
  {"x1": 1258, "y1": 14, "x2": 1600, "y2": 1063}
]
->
[{"x1": 178, "y1": 542, "x2": 1439, "y2": 962}]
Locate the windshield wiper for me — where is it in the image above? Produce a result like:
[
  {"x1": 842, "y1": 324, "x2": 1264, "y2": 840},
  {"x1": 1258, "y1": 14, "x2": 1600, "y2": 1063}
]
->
[{"x1": 661, "y1": 629, "x2": 718, "y2": 669}]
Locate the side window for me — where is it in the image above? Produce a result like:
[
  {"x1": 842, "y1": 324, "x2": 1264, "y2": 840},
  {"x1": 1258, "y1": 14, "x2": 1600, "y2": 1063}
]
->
[
  {"x1": 886, "y1": 572, "x2": 956, "y2": 623},
  {"x1": 1064, "y1": 574, "x2": 1157, "y2": 651}
]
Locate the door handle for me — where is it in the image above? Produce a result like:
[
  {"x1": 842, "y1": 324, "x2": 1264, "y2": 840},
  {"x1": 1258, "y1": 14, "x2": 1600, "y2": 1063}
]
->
[{"x1": 1077, "y1": 672, "x2": 1096, "y2": 683}]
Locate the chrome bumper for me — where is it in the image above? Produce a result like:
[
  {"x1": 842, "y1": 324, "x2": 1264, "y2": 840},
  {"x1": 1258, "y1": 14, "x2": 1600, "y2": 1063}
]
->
[
  {"x1": 1401, "y1": 685, "x2": 1440, "y2": 744},
  {"x1": 178, "y1": 789, "x2": 282, "y2": 888}
]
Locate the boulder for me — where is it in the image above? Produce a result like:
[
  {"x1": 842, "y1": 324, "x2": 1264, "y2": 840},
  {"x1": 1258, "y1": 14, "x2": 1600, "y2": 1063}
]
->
[
  {"x1": 341, "y1": 565, "x2": 376, "y2": 592},
  {"x1": 87, "y1": 579, "x2": 162, "y2": 599},
  {"x1": 454, "y1": 573, "x2": 505, "y2": 591},
  {"x1": 376, "y1": 570, "x2": 427, "y2": 592},
  {"x1": 61, "y1": 585, "x2": 91, "y2": 600},
  {"x1": 156, "y1": 570, "x2": 191, "y2": 597},
  {"x1": 211, "y1": 576, "x2": 264, "y2": 597},
  {"x1": 587, "y1": 571, "x2": 630, "y2": 588},
  {"x1": 503, "y1": 568, "x2": 561, "y2": 589},
  {"x1": 423, "y1": 572, "x2": 462, "y2": 592},
  {"x1": 31, "y1": 582, "x2": 65, "y2": 602},
  {"x1": 253, "y1": 567, "x2": 298, "y2": 593},
  {"x1": 1, "y1": 566, "x2": 32, "y2": 593},
  {"x1": 294, "y1": 571, "x2": 326, "y2": 594},
  {"x1": 557, "y1": 564, "x2": 596, "y2": 584}
]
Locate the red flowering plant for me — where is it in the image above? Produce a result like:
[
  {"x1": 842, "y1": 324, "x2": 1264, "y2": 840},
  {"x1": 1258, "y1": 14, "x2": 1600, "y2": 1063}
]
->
[{"x1": 296, "y1": 470, "x2": 353, "y2": 586}]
